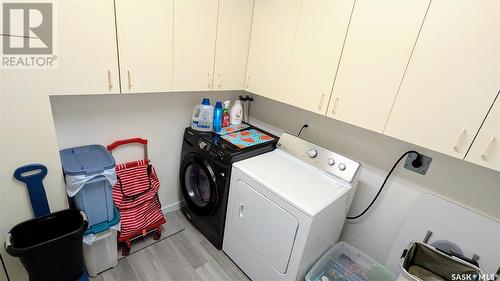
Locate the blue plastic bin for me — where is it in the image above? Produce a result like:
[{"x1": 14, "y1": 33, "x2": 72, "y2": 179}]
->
[
  {"x1": 84, "y1": 205, "x2": 120, "y2": 236},
  {"x1": 60, "y1": 145, "x2": 116, "y2": 228}
]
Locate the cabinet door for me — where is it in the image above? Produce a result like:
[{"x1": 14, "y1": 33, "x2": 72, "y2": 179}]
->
[
  {"x1": 115, "y1": 0, "x2": 174, "y2": 93},
  {"x1": 245, "y1": 0, "x2": 301, "y2": 101},
  {"x1": 385, "y1": 0, "x2": 499, "y2": 159},
  {"x1": 213, "y1": 0, "x2": 254, "y2": 91},
  {"x1": 285, "y1": 0, "x2": 354, "y2": 115},
  {"x1": 49, "y1": 0, "x2": 119, "y2": 95},
  {"x1": 465, "y1": 97, "x2": 500, "y2": 172},
  {"x1": 326, "y1": 0, "x2": 429, "y2": 132},
  {"x1": 173, "y1": 0, "x2": 218, "y2": 91}
]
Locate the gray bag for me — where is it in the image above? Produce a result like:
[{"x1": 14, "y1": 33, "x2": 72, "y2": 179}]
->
[{"x1": 399, "y1": 241, "x2": 484, "y2": 281}]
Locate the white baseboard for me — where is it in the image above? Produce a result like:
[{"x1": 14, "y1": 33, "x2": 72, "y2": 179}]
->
[{"x1": 162, "y1": 201, "x2": 185, "y2": 214}]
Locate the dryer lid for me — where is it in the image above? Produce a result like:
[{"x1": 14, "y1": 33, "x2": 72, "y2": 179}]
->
[{"x1": 233, "y1": 149, "x2": 351, "y2": 217}]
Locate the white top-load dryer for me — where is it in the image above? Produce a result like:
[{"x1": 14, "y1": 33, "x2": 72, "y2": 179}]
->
[{"x1": 223, "y1": 133, "x2": 361, "y2": 281}]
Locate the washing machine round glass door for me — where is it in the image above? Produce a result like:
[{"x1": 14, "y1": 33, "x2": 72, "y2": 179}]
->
[{"x1": 180, "y1": 154, "x2": 219, "y2": 217}]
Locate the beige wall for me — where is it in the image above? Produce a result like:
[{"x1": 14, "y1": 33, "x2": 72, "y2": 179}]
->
[
  {"x1": 0, "y1": 70, "x2": 4, "y2": 281},
  {"x1": 248, "y1": 94, "x2": 500, "y2": 264},
  {"x1": 1, "y1": 70, "x2": 68, "y2": 281}
]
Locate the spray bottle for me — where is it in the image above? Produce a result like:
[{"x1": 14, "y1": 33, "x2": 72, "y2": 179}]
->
[{"x1": 222, "y1": 100, "x2": 231, "y2": 128}]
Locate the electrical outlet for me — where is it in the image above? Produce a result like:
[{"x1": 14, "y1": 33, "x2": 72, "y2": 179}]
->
[{"x1": 404, "y1": 152, "x2": 432, "y2": 175}]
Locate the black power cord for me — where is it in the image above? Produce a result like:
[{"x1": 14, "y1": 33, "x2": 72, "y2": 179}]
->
[
  {"x1": 297, "y1": 124, "x2": 309, "y2": 137},
  {"x1": 347, "y1": 150, "x2": 419, "y2": 220}
]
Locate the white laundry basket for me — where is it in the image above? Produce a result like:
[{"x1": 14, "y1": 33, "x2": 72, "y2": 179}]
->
[
  {"x1": 83, "y1": 228, "x2": 118, "y2": 277},
  {"x1": 305, "y1": 241, "x2": 395, "y2": 281}
]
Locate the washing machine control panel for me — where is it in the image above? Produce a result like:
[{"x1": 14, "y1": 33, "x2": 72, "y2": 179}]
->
[
  {"x1": 277, "y1": 133, "x2": 360, "y2": 183},
  {"x1": 198, "y1": 140, "x2": 226, "y2": 162}
]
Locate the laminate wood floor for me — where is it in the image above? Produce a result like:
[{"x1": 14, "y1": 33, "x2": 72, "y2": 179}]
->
[{"x1": 90, "y1": 210, "x2": 249, "y2": 281}]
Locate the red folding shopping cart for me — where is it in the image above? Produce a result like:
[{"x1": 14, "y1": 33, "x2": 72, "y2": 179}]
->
[{"x1": 107, "y1": 138, "x2": 166, "y2": 256}]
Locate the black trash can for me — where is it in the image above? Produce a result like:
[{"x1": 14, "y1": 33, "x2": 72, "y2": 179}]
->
[{"x1": 5, "y1": 209, "x2": 88, "y2": 281}]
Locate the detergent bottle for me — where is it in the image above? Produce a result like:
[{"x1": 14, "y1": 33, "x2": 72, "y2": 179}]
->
[
  {"x1": 230, "y1": 99, "x2": 243, "y2": 125},
  {"x1": 213, "y1": 101, "x2": 223, "y2": 132},
  {"x1": 191, "y1": 98, "x2": 214, "y2": 132}
]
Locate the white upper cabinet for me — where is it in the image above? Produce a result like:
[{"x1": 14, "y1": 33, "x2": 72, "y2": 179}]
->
[
  {"x1": 49, "y1": 0, "x2": 119, "y2": 95},
  {"x1": 173, "y1": 0, "x2": 219, "y2": 91},
  {"x1": 115, "y1": 0, "x2": 174, "y2": 93},
  {"x1": 465, "y1": 97, "x2": 500, "y2": 172},
  {"x1": 326, "y1": 0, "x2": 430, "y2": 132},
  {"x1": 385, "y1": 0, "x2": 500, "y2": 159},
  {"x1": 213, "y1": 0, "x2": 254, "y2": 91},
  {"x1": 285, "y1": 0, "x2": 354, "y2": 115},
  {"x1": 245, "y1": 0, "x2": 302, "y2": 101}
]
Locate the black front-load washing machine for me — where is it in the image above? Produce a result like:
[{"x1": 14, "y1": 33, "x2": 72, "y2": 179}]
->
[{"x1": 179, "y1": 125, "x2": 277, "y2": 249}]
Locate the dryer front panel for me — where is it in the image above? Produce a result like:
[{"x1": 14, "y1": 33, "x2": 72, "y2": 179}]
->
[{"x1": 230, "y1": 179, "x2": 298, "y2": 274}]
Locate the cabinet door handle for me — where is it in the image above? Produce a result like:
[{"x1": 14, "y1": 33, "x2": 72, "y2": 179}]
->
[
  {"x1": 453, "y1": 129, "x2": 467, "y2": 151},
  {"x1": 481, "y1": 136, "x2": 496, "y2": 159},
  {"x1": 331, "y1": 97, "x2": 340, "y2": 114},
  {"x1": 318, "y1": 94, "x2": 325, "y2": 110},
  {"x1": 127, "y1": 69, "x2": 132, "y2": 91},
  {"x1": 217, "y1": 73, "x2": 222, "y2": 88},
  {"x1": 107, "y1": 69, "x2": 113, "y2": 91},
  {"x1": 239, "y1": 204, "x2": 244, "y2": 218},
  {"x1": 246, "y1": 75, "x2": 251, "y2": 89},
  {"x1": 207, "y1": 73, "x2": 212, "y2": 89}
]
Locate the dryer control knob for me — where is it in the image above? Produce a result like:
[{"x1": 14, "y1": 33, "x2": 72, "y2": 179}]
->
[
  {"x1": 327, "y1": 158, "x2": 335, "y2": 166},
  {"x1": 199, "y1": 141, "x2": 207, "y2": 150},
  {"x1": 338, "y1": 163, "x2": 346, "y2": 171},
  {"x1": 308, "y1": 149, "x2": 318, "y2": 158}
]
